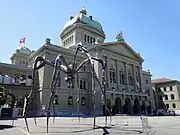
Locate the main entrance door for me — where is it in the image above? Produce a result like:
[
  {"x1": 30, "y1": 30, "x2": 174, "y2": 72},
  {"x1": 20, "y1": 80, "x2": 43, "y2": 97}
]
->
[
  {"x1": 133, "y1": 98, "x2": 140, "y2": 114},
  {"x1": 123, "y1": 98, "x2": 131, "y2": 114}
]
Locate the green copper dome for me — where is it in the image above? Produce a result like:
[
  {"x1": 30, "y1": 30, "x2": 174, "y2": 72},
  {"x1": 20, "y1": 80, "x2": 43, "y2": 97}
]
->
[
  {"x1": 63, "y1": 9, "x2": 103, "y2": 32},
  {"x1": 16, "y1": 46, "x2": 32, "y2": 55}
]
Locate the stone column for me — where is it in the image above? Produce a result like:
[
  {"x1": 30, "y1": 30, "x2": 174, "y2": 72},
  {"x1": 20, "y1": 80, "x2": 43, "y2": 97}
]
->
[
  {"x1": 105, "y1": 56, "x2": 110, "y2": 88},
  {"x1": 115, "y1": 59, "x2": 120, "y2": 91},
  {"x1": 124, "y1": 62, "x2": 129, "y2": 90},
  {"x1": 133, "y1": 65, "x2": 137, "y2": 91},
  {"x1": 2, "y1": 74, "x2": 4, "y2": 84},
  {"x1": 138, "y1": 66, "x2": 143, "y2": 92}
]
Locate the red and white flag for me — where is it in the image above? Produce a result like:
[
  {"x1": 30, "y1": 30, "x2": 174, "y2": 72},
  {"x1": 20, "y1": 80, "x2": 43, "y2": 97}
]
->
[{"x1": 20, "y1": 37, "x2": 25, "y2": 44}]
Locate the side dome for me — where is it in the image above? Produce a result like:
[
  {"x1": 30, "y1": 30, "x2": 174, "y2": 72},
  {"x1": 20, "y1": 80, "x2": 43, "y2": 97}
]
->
[
  {"x1": 16, "y1": 46, "x2": 32, "y2": 55},
  {"x1": 63, "y1": 9, "x2": 104, "y2": 32}
]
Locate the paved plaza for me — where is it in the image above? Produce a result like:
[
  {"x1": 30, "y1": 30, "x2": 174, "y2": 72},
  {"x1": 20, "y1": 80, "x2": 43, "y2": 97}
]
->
[{"x1": 0, "y1": 116, "x2": 180, "y2": 135}]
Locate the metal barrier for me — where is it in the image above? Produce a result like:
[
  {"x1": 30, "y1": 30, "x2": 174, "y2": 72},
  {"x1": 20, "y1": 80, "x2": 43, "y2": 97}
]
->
[
  {"x1": 71, "y1": 113, "x2": 85, "y2": 122},
  {"x1": 140, "y1": 115, "x2": 151, "y2": 134},
  {"x1": 114, "y1": 114, "x2": 129, "y2": 126}
]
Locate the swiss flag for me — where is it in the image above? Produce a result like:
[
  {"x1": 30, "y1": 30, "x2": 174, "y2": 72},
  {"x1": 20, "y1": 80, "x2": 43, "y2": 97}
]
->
[{"x1": 20, "y1": 37, "x2": 25, "y2": 44}]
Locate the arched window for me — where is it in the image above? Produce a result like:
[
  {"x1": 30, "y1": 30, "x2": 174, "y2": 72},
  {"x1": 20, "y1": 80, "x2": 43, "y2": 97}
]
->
[
  {"x1": 0, "y1": 74, "x2": 3, "y2": 84},
  {"x1": 171, "y1": 94, "x2": 175, "y2": 100},
  {"x1": 4, "y1": 74, "x2": 11, "y2": 84},
  {"x1": 68, "y1": 96, "x2": 73, "y2": 105},
  {"x1": 81, "y1": 97, "x2": 86, "y2": 105}
]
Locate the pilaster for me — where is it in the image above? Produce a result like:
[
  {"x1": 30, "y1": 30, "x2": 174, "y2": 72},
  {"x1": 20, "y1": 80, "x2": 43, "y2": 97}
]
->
[
  {"x1": 105, "y1": 56, "x2": 110, "y2": 88},
  {"x1": 139, "y1": 66, "x2": 143, "y2": 91},
  {"x1": 115, "y1": 59, "x2": 120, "y2": 91},
  {"x1": 124, "y1": 62, "x2": 129, "y2": 90},
  {"x1": 133, "y1": 65, "x2": 137, "y2": 91}
]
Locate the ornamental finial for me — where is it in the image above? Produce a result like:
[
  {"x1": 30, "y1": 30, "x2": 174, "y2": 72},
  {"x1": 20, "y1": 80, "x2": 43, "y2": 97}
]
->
[
  {"x1": 45, "y1": 38, "x2": 51, "y2": 45},
  {"x1": 116, "y1": 31, "x2": 124, "y2": 42}
]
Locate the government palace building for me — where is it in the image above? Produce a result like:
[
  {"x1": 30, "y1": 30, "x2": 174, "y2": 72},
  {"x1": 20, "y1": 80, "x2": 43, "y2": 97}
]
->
[{"x1": 0, "y1": 9, "x2": 155, "y2": 116}]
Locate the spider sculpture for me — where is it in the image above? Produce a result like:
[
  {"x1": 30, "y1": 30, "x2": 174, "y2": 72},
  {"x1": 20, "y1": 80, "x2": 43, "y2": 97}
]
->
[{"x1": 23, "y1": 42, "x2": 112, "y2": 133}]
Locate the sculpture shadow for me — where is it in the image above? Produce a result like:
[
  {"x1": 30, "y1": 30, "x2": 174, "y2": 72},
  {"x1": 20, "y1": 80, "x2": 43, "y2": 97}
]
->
[{"x1": 0, "y1": 125, "x2": 14, "y2": 130}]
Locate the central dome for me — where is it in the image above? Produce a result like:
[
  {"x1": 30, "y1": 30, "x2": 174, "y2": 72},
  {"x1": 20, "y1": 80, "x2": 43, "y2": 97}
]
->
[{"x1": 63, "y1": 9, "x2": 103, "y2": 32}]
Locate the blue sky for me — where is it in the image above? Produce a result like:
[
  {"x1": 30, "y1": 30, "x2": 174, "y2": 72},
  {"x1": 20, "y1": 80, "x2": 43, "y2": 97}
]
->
[{"x1": 0, "y1": 0, "x2": 180, "y2": 80}]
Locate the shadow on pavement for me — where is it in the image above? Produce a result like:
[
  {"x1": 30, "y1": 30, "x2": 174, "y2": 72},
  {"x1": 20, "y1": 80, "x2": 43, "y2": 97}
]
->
[
  {"x1": 30, "y1": 125, "x2": 143, "y2": 134},
  {"x1": 0, "y1": 125, "x2": 14, "y2": 130}
]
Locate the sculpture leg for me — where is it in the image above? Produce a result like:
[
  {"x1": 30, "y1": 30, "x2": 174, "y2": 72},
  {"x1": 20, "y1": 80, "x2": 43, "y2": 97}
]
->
[
  {"x1": 23, "y1": 97, "x2": 30, "y2": 132},
  {"x1": 92, "y1": 64, "x2": 96, "y2": 129},
  {"x1": 33, "y1": 92, "x2": 37, "y2": 126},
  {"x1": 53, "y1": 104, "x2": 55, "y2": 124},
  {"x1": 47, "y1": 93, "x2": 53, "y2": 134}
]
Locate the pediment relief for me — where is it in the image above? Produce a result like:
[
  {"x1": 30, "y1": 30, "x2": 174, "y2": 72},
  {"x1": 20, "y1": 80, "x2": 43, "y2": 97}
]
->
[{"x1": 100, "y1": 42, "x2": 143, "y2": 61}]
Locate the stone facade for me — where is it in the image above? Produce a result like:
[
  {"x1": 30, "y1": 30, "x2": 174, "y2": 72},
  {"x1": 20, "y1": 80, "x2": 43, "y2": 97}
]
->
[{"x1": 152, "y1": 78, "x2": 180, "y2": 114}]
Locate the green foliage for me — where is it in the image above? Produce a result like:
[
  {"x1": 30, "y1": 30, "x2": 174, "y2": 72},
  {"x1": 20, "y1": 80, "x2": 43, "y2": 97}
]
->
[{"x1": 0, "y1": 86, "x2": 7, "y2": 106}]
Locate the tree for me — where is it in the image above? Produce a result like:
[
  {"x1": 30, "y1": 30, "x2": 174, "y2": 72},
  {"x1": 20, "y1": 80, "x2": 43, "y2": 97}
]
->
[{"x1": 0, "y1": 86, "x2": 7, "y2": 106}]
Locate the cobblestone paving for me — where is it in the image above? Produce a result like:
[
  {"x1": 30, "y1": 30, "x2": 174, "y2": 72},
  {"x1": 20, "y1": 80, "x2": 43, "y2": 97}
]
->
[{"x1": 0, "y1": 116, "x2": 180, "y2": 135}]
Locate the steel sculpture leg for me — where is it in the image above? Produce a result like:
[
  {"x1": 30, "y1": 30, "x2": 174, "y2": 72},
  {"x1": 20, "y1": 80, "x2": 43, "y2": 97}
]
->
[
  {"x1": 23, "y1": 96, "x2": 31, "y2": 132},
  {"x1": 47, "y1": 93, "x2": 54, "y2": 134},
  {"x1": 23, "y1": 56, "x2": 48, "y2": 132},
  {"x1": 47, "y1": 55, "x2": 60, "y2": 134},
  {"x1": 33, "y1": 92, "x2": 37, "y2": 126},
  {"x1": 53, "y1": 70, "x2": 61, "y2": 124},
  {"x1": 76, "y1": 73, "x2": 80, "y2": 123},
  {"x1": 52, "y1": 104, "x2": 55, "y2": 124},
  {"x1": 91, "y1": 62, "x2": 96, "y2": 129}
]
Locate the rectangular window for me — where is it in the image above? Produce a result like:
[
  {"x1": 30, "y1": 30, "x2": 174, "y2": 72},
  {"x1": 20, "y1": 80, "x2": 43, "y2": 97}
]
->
[
  {"x1": 166, "y1": 104, "x2": 169, "y2": 108},
  {"x1": 84, "y1": 34, "x2": 86, "y2": 42},
  {"x1": 90, "y1": 37, "x2": 92, "y2": 44},
  {"x1": 170, "y1": 86, "x2": 173, "y2": 91},
  {"x1": 83, "y1": 80, "x2": 86, "y2": 90},
  {"x1": 147, "y1": 89, "x2": 150, "y2": 96},
  {"x1": 146, "y1": 80, "x2": 148, "y2": 84},
  {"x1": 109, "y1": 71, "x2": 112, "y2": 83},
  {"x1": 93, "y1": 38, "x2": 95, "y2": 43},
  {"x1": 112, "y1": 71, "x2": 116, "y2": 83},
  {"x1": 119, "y1": 72, "x2": 122, "y2": 84},
  {"x1": 87, "y1": 36, "x2": 90, "y2": 43},
  {"x1": 80, "y1": 80, "x2": 83, "y2": 89},
  {"x1": 164, "y1": 87, "x2": 166, "y2": 91}
]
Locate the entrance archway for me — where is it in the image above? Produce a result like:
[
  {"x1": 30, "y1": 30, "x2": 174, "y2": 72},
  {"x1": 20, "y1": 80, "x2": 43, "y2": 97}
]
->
[
  {"x1": 115, "y1": 97, "x2": 122, "y2": 113},
  {"x1": 147, "y1": 101, "x2": 151, "y2": 114},
  {"x1": 112, "y1": 97, "x2": 122, "y2": 115},
  {"x1": 123, "y1": 98, "x2": 131, "y2": 114},
  {"x1": 141, "y1": 101, "x2": 146, "y2": 114},
  {"x1": 133, "y1": 98, "x2": 140, "y2": 114}
]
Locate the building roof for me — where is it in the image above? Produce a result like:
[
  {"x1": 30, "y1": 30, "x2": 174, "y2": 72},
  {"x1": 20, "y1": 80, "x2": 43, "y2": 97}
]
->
[
  {"x1": 0, "y1": 62, "x2": 32, "y2": 71},
  {"x1": 16, "y1": 46, "x2": 32, "y2": 55},
  {"x1": 151, "y1": 78, "x2": 178, "y2": 84},
  {"x1": 63, "y1": 8, "x2": 103, "y2": 32}
]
